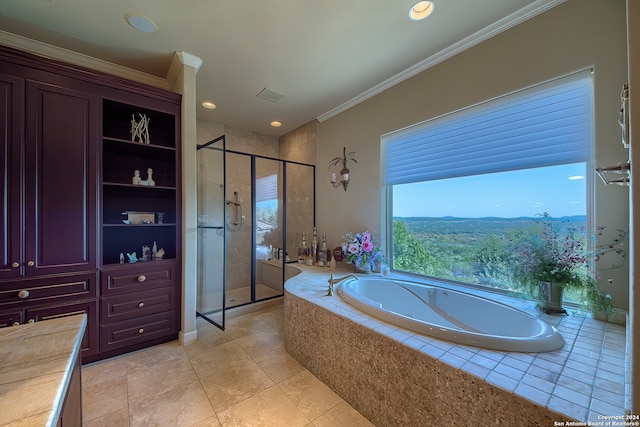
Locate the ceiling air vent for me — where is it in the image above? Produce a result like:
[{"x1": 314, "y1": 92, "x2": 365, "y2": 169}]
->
[{"x1": 256, "y1": 88, "x2": 284, "y2": 103}]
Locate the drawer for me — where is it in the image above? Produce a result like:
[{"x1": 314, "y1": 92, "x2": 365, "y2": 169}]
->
[
  {"x1": 100, "y1": 311, "x2": 177, "y2": 352},
  {"x1": 101, "y1": 261, "x2": 176, "y2": 295},
  {"x1": 0, "y1": 272, "x2": 98, "y2": 307},
  {"x1": 101, "y1": 287, "x2": 175, "y2": 323}
]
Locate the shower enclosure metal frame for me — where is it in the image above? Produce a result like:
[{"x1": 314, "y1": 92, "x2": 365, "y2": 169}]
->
[{"x1": 196, "y1": 136, "x2": 315, "y2": 330}]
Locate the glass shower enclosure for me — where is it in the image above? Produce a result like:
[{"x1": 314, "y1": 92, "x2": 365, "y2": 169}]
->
[{"x1": 197, "y1": 136, "x2": 314, "y2": 329}]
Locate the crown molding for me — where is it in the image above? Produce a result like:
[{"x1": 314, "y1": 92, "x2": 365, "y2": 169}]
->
[
  {"x1": 317, "y1": 0, "x2": 567, "y2": 123},
  {"x1": 0, "y1": 30, "x2": 171, "y2": 90}
]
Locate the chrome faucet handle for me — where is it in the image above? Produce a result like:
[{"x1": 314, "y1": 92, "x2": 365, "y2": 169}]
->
[
  {"x1": 326, "y1": 274, "x2": 358, "y2": 296},
  {"x1": 327, "y1": 274, "x2": 335, "y2": 296}
]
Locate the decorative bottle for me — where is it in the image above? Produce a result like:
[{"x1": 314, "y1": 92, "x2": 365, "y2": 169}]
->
[
  {"x1": 297, "y1": 232, "x2": 309, "y2": 263},
  {"x1": 318, "y1": 234, "x2": 328, "y2": 267},
  {"x1": 311, "y1": 227, "x2": 318, "y2": 265}
]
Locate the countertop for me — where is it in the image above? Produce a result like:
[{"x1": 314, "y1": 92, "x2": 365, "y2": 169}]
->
[{"x1": 0, "y1": 314, "x2": 87, "y2": 427}]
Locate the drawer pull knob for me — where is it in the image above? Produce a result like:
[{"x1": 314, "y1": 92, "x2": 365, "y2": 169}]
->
[
  {"x1": 11, "y1": 262, "x2": 19, "y2": 268},
  {"x1": 18, "y1": 290, "x2": 30, "y2": 299},
  {"x1": 27, "y1": 319, "x2": 34, "y2": 324},
  {"x1": 138, "y1": 328, "x2": 144, "y2": 334},
  {"x1": 12, "y1": 322, "x2": 20, "y2": 326},
  {"x1": 138, "y1": 302, "x2": 145, "y2": 308},
  {"x1": 27, "y1": 260, "x2": 35, "y2": 267},
  {"x1": 137, "y1": 275, "x2": 146, "y2": 283}
]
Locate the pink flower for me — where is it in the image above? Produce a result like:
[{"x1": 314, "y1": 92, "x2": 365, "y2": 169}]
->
[{"x1": 362, "y1": 240, "x2": 373, "y2": 252}]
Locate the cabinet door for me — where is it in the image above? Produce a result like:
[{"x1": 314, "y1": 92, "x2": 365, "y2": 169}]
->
[
  {"x1": 24, "y1": 81, "x2": 98, "y2": 276},
  {"x1": 0, "y1": 73, "x2": 24, "y2": 280}
]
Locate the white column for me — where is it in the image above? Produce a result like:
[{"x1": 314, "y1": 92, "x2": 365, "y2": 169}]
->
[{"x1": 169, "y1": 51, "x2": 203, "y2": 346}]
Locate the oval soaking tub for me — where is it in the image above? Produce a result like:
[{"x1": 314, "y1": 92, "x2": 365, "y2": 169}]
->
[{"x1": 336, "y1": 277, "x2": 564, "y2": 352}]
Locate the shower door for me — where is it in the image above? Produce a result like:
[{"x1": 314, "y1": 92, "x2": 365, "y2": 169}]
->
[{"x1": 196, "y1": 136, "x2": 226, "y2": 328}]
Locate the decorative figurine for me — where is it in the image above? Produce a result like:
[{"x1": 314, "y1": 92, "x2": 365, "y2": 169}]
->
[
  {"x1": 130, "y1": 113, "x2": 150, "y2": 144},
  {"x1": 156, "y1": 212, "x2": 165, "y2": 224},
  {"x1": 132, "y1": 169, "x2": 142, "y2": 185},
  {"x1": 119, "y1": 252, "x2": 125, "y2": 264},
  {"x1": 142, "y1": 245, "x2": 150, "y2": 261},
  {"x1": 127, "y1": 252, "x2": 138, "y2": 263},
  {"x1": 155, "y1": 248, "x2": 165, "y2": 260},
  {"x1": 152, "y1": 241, "x2": 158, "y2": 260},
  {"x1": 146, "y1": 168, "x2": 155, "y2": 186}
]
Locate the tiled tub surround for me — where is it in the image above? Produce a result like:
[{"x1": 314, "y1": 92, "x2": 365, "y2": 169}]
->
[{"x1": 284, "y1": 267, "x2": 627, "y2": 426}]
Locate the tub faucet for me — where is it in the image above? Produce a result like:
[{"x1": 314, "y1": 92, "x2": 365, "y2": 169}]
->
[{"x1": 327, "y1": 274, "x2": 358, "y2": 296}]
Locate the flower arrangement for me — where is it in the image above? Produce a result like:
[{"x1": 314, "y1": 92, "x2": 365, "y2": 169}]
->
[
  {"x1": 511, "y1": 213, "x2": 617, "y2": 315},
  {"x1": 513, "y1": 213, "x2": 590, "y2": 290},
  {"x1": 342, "y1": 231, "x2": 385, "y2": 270}
]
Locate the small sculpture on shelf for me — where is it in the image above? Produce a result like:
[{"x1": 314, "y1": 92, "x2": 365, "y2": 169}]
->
[
  {"x1": 127, "y1": 252, "x2": 138, "y2": 263},
  {"x1": 155, "y1": 248, "x2": 165, "y2": 260},
  {"x1": 130, "y1": 113, "x2": 150, "y2": 144},
  {"x1": 156, "y1": 212, "x2": 165, "y2": 224},
  {"x1": 146, "y1": 168, "x2": 155, "y2": 186},
  {"x1": 132, "y1": 168, "x2": 156, "y2": 186},
  {"x1": 132, "y1": 170, "x2": 142, "y2": 185},
  {"x1": 141, "y1": 245, "x2": 150, "y2": 261}
]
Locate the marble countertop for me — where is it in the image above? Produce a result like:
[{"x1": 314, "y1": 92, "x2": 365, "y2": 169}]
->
[{"x1": 0, "y1": 314, "x2": 87, "y2": 427}]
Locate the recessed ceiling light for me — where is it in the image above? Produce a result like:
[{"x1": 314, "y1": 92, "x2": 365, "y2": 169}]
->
[
  {"x1": 408, "y1": 1, "x2": 434, "y2": 21},
  {"x1": 202, "y1": 101, "x2": 216, "y2": 109},
  {"x1": 125, "y1": 13, "x2": 157, "y2": 33},
  {"x1": 270, "y1": 121, "x2": 282, "y2": 127}
]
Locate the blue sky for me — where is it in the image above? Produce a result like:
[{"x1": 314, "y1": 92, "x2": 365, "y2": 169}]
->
[{"x1": 392, "y1": 163, "x2": 586, "y2": 218}]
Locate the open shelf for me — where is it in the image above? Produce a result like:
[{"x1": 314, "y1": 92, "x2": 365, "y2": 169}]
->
[{"x1": 101, "y1": 98, "x2": 180, "y2": 267}]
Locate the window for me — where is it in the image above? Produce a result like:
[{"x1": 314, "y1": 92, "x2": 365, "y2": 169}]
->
[{"x1": 382, "y1": 70, "x2": 593, "y2": 298}]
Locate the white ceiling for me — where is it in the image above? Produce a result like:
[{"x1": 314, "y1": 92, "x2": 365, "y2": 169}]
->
[{"x1": 0, "y1": 0, "x2": 562, "y2": 138}]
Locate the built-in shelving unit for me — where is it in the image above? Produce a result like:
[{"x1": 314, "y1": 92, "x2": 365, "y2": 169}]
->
[{"x1": 101, "y1": 99, "x2": 179, "y2": 265}]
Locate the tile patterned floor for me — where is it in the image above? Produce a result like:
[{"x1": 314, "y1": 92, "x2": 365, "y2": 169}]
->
[{"x1": 81, "y1": 304, "x2": 373, "y2": 427}]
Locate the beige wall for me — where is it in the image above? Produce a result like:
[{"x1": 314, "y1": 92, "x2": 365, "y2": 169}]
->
[
  {"x1": 279, "y1": 120, "x2": 318, "y2": 165},
  {"x1": 316, "y1": 0, "x2": 630, "y2": 310}
]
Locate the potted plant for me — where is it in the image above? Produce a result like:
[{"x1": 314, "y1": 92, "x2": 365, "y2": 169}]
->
[
  {"x1": 513, "y1": 213, "x2": 606, "y2": 315},
  {"x1": 342, "y1": 231, "x2": 385, "y2": 273}
]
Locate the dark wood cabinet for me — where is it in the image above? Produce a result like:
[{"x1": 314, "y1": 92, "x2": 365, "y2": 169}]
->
[
  {"x1": 98, "y1": 259, "x2": 179, "y2": 356},
  {"x1": 58, "y1": 353, "x2": 83, "y2": 427},
  {"x1": 0, "y1": 72, "x2": 24, "y2": 280},
  {"x1": 0, "y1": 72, "x2": 98, "y2": 279},
  {"x1": 24, "y1": 81, "x2": 98, "y2": 276},
  {"x1": 97, "y1": 94, "x2": 181, "y2": 360},
  {"x1": 1, "y1": 45, "x2": 181, "y2": 363}
]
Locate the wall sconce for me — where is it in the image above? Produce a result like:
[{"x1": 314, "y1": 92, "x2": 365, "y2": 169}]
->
[{"x1": 329, "y1": 146, "x2": 357, "y2": 191}]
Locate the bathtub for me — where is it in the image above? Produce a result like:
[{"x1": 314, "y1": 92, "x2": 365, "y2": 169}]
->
[{"x1": 336, "y1": 277, "x2": 564, "y2": 352}]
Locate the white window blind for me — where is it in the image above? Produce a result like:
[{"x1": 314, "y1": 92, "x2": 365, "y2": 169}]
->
[
  {"x1": 256, "y1": 174, "x2": 278, "y2": 202},
  {"x1": 383, "y1": 70, "x2": 593, "y2": 186}
]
